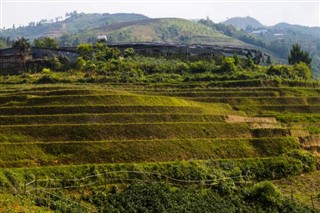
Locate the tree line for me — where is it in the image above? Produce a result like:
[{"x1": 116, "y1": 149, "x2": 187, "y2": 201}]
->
[{"x1": 9, "y1": 37, "x2": 313, "y2": 81}]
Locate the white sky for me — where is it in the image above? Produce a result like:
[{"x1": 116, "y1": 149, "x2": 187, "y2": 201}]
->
[{"x1": 0, "y1": 0, "x2": 319, "y2": 29}]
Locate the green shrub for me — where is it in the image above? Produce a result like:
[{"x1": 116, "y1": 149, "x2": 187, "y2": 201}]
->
[
  {"x1": 41, "y1": 68, "x2": 51, "y2": 74},
  {"x1": 36, "y1": 75, "x2": 58, "y2": 84},
  {"x1": 220, "y1": 57, "x2": 237, "y2": 73},
  {"x1": 189, "y1": 61, "x2": 214, "y2": 73},
  {"x1": 248, "y1": 181, "x2": 282, "y2": 206},
  {"x1": 76, "y1": 57, "x2": 86, "y2": 70}
]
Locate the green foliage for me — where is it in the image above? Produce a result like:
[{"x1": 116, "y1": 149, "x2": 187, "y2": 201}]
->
[
  {"x1": 232, "y1": 53, "x2": 241, "y2": 66},
  {"x1": 267, "y1": 63, "x2": 312, "y2": 80},
  {"x1": 307, "y1": 126, "x2": 320, "y2": 135},
  {"x1": 76, "y1": 57, "x2": 86, "y2": 70},
  {"x1": 41, "y1": 68, "x2": 51, "y2": 74},
  {"x1": 57, "y1": 55, "x2": 71, "y2": 71},
  {"x1": 80, "y1": 182, "x2": 313, "y2": 212},
  {"x1": 266, "y1": 55, "x2": 272, "y2": 65},
  {"x1": 288, "y1": 43, "x2": 312, "y2": 67},
  {"x1": 48, "y1": 55, "x2": 62, "y2": 70},
  {"x1": 34, "y1": 37, "x2": 59, "y2": 49},
  {"x1": 248, "y1": 181, "x2": 282, "y2": 207},
  {"x1": 220, "y1": 57, "x2": 237, "y2": 73},
  {"x1": 12, "y1": 37, "x2": 32, "y2": 71},
  {"x1": 12, "y1": 37, "x2": 31, "y2": 54},
  {"x1": 189, "y1": 60, "x2": 215, "y2": 73},
  {"x1": 245, "y1": 57, "x2": 256, "y2": 69},
  {"x1": 292, "y1": 62, "x2": 312, "y2": 80},
  {"x1": 124, "y1": 48, "x2": 135, "y2": 58},
  {"x1": 94, "y1": 43, "x2": 120, "y2": 61},
  {"x1": 0, "y1": 37, "x2": 12, "y2": 48},
  {"x1": 76, "y1": 43, "x2": 93, "y2": 60}
]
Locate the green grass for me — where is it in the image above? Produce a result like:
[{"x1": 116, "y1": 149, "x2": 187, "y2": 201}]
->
[
  {"x1": 0, "y1": 105, "x2": 205, "y2": 115},
  {"x1": 0, "y1": 137, "x2": 299, "y2": 167},
  {"x1": 187, "y1": 97, "x2": 320, "y2": 106},
  {"x1": 0, "y1": 83, "x2": 319, "y2": 210},
  {"x1": 1, "y1": 94, "x2": 207, "y2": 106},
  {"x1": 307, "y1": 126, "x2": 320, "y2": 135},
  {"x1": 0, "y1": 193, "x2": 48, "y2": 212},
  {"x1": 239, "y1": 105, "x2": 320, "y2": 115},
  {"x1": 276, "y1": 114, "x2": 320, "y2": 123},
  {"x1": 250, "y1": 128, "x2": 291, "y2": 137},
  {"x1": 0, "y1": 151, "x2": 315, "y2": 191},
  {"x1": 0, "y1": 113, "x2": 225, "y2": 125},
  {"x1": 0, "y1": 122, "x2": 251, "y2": 142},
  {"x1": 138, "y1": 91, "x2": 281, "y2": 98},
  {"x1": 273, "y1": 171, "x2": 320, "y2": 209}
]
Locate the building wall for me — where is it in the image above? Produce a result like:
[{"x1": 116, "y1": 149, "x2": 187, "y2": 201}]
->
[
  {"x1": 0, "y1": 55, "x2": 22, "y2": 74},
  {"x1": 0, "y1": 47, "x2": 79, "y2": 73}
]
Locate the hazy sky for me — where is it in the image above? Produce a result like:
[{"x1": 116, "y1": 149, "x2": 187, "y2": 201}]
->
[{"x1": 0, "y1": 0, "x2": 319, "y2": 29}]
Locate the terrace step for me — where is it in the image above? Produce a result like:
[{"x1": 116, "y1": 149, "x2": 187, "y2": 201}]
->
[
  {"x1": 0, "y1": 105, "x2": 205, "y2": 115},
  {"x1": 0, "y1": 113, "x2": 225, "y2": 125},
  {"x1": 186, "y1": 97, "x2": 320, "y2": 105},
  {"x1": 0, "y1": 137, "x2": 299, "y2": 167},
  {"x1": 0, "y1": 122, "x2": 252, "y2": 142},
  {"x1": 0, "y1": 94, "x2": 195, "y2": 106},
  {"x1": 134, "y1": 91, "x2": 280, "y2": 97},
  {"x1": 259, "y1": 105, "x2": 320, "y2": 113}
]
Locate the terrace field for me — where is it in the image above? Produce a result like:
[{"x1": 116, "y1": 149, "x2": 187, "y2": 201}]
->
[{"x1": 0, "y1": 81, "x2": 319, "y2": 212}]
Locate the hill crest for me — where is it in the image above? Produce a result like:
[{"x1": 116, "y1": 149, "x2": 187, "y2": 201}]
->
[{"x1": 223, "y1": 16, "x2": 265, "y2": 29}]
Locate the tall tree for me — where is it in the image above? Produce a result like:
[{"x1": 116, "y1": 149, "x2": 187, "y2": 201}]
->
[
  {"x1": 12, "y1": 37, "x2": 31, "y2": 71},
  {"x1": 288, "y1": 43, "x2": 312, "y2": 67}
]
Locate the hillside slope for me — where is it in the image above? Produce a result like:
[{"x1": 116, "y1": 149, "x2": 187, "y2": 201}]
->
[
  {"x1": 0, "y1": 81, "x2": 319, "y2": 211},
  {"x1": 0, "y1": 13, "x2": 149, "y2": 40},
  {"x1": 68, "y1": 18, "x2": 246, "y2": 46}
]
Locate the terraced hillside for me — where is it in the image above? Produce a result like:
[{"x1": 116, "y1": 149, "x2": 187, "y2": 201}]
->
[{"x1": 0, "y1": 82, "x2": 319, "y2": 211}]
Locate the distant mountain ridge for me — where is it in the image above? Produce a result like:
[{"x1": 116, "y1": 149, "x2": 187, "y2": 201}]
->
[{"x1": 221, "y1": 17, "x2": 320, "y2": 78}]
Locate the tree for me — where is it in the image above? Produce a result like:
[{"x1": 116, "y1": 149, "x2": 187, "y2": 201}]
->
[
  {"x1": 266, "y1": 55, "x2": 272, "y2": 65},
  {"x1": 288, "y1": 43, "x2": 312, "y2": 67},
  {"x1": 12, "y1": 37, "x2": 31, "y2": 71},
  {"x1": 34, "y1": 37, "x2": 59, "y2": 49}
]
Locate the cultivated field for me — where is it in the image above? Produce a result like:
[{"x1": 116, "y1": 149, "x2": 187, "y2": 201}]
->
[{"x1": 0, "y1": 81, "x2": 319, "y2": 211}]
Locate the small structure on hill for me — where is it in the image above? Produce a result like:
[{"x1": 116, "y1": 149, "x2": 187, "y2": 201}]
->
[{"x1": 97, "y1": 35, "x2": 108, "y2": 43}]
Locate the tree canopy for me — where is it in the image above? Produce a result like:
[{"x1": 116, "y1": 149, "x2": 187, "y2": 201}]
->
[
  {"x1": 12, "y1": 37, "x2": 31, "y2": 71},
  {"x1": 12, "y1": 37, "x2": 31, "y2": 54},
  {"x1": 288, "y1": 43, "x2": 312, "y2": 66},
  {"x1": 34, "y1": 37, "x2": 59, "y2": 49}
]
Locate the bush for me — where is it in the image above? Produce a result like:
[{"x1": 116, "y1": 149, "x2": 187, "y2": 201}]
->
[
  {"x1": 292, "y1": 62, "x2": 312, "y2": 80},
  {"x1": 267, "y1": 63, "x2": 313, "y2": 80},
  {"x1": 173, "y1": 62, "x2": 189, "y2": 74},
  {"x1": 76, "y1": 57, "x2": 86, "y2": 70},
  {"x1": 219, "y1": 57, "x2": 237, "y2": 73},
  {"x1": 36, "y1": 75, "x2": 58, "y2": 84},
  {"x1": 189, "y1": 61, "x2": 214, "y2": 73},
  {"x1": 41, "y1": 68, "x2": 51, "y2": 74},
  {"x1": 249, "y1": 181, "x2": 282, "y2": 206}
]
